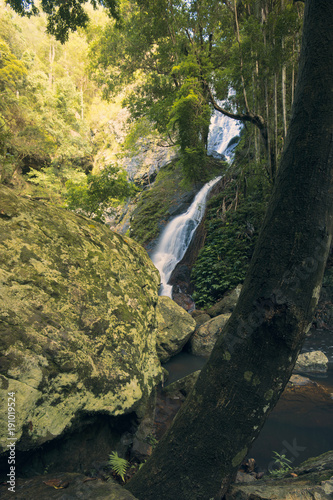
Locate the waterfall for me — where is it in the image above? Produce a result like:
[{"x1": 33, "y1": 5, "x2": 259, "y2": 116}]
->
[
  {"x1": 152, "y1": 104, "x2": 242, "y2": 297},
  {"x1": 207, "y1": 106, "x2": 242, "y2": 161},
  {"x1": 151, "y1": 176, "x2": 222, "y2": 297}
]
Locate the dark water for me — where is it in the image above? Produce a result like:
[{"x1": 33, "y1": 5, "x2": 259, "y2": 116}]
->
[
  {"x1": 163, "y1": 352, "x2": 207, "y2": 386},
  {"x1": 163, "y1": 329, "x2": 333, "y2": 471}
]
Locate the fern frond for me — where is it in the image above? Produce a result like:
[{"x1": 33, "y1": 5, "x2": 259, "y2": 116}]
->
[{"x1": 108, "y1": 451, "x2": 129, "y2": 481}]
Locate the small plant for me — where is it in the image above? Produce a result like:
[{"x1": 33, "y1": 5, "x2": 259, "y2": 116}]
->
[
  {"x1": 146, "y1": 434, "x2": 159, "y2": 449},
  {"x1": 108, "y1": 451, "x2": 129, "y2": 482},
  {"x1": 269, "y1": 451, "x2": 292, "y2": 477}
]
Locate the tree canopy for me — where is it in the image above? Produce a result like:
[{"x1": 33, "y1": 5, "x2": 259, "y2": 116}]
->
[
  {"x1": 5, "y1": 0, "x2": 119, "y2": 42},
  {"x1": 89, "y1": 0, "x2": 304, "y2": 181}
]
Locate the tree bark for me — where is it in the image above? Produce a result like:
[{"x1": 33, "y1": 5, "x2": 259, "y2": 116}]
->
[{"x1": 126, "y1": 1, "x2": 333, "y2": 499}]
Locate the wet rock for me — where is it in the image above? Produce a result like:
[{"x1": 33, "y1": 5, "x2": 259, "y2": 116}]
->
[
  {"x1": 155, "y1": 296, "x2": 196, "y2": 362},
  {"x1": 206, "y1": 285, "x2": 242, "y2": 317},
  {"x1": 189, "y1": 313, "x2": 231, "y2": 356},
  {"x1": 172, "y1": 290, "x2": 196, "y2": 312},
  {"x1": 226, "y1": 450, "x2": 333, "y2": 500},
  {"x1": 0, "y1": 186, "x2": 162, "y2": 456},
  {"x1": 295, "y1": 350, "x2": 329, "y2": 373},
  {"x1": 0, "y1": 473, "x2": 139, "y2": 499},
  {"x1": 287, "y1": 374, "x2": 315, "y2": 387}
]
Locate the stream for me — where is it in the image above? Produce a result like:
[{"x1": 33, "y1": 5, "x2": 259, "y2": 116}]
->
[{"x1": 163, "y1": 330, "x2": 333, "y2": 471}]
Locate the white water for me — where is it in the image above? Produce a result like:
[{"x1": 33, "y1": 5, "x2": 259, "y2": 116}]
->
[
  {"x1": 152, "y1": 104, "x2": 242, "y2": 297},
  {"x1": 151, "y1": 176, "x2": 222, "y2": 297},
  {"x1": 207, "y1": 101, "x2": 242, "y2": 161}
]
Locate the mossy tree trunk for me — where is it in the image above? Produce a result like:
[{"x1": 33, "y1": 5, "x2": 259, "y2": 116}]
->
[{"x1": 126, "y1": 1, "x2": 333, "y2": 498}]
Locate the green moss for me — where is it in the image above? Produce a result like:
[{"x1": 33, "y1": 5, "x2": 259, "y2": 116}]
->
[
  {"x1": 244, "y1": 371, "x2": 253, "y2": 382},
  {"x1": 130, "y1": 160, "x2": 187, "y2": 246},
  {"x1": 0, "y1": 185, "x2": 163, "y2": 453},
  {"x1": 232, "y1": 447, "x2": 248, "y2": 467}
]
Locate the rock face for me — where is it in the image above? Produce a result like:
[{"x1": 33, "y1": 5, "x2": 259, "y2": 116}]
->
[
  {"x1": 226, "y1": 451, "x2": 333, "y2": 500},
  {"x1": 189, "y1": 313, "x2": 231, "y2": 356},
  {"x1": 155, "y1": 296, "x2": 196, "y2": 362},
  {"x1": 295, "y1": 350, "x2": 329, "y2": 373},
  {"x1": 0, "y1": 186, "x2": 162, "y2": 454},
  {"x1": 206, "y1": 284, "x2": 242, "y2": 317}
]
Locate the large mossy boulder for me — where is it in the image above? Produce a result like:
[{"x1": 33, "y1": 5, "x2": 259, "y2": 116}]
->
[
  {"x1": 0, "y1": 186, "x2": 162, "y2": 454},
  {"x1": 155, "y1": 296, "x2": 196, "y2": 362}
]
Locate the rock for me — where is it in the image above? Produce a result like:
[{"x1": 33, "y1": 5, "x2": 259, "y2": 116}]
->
[
  {"x1": 191, "y1": 311, "x2": 211, "y2": 328},
  {"x1": 191, "y1": 309, "x2": 209, "y2": 319},
  {"x1": 287, "y1": 374, "x2": 316, "y2": 387},
  {"x1": 172, "y1": 290, "x2": 195, "y2": 312},
  {"x1": 235, "y1": 471, "x2": 257, "y2": 483},
  {"x1": 0, "y1": 473, "x2": 139, "y2": 499},
  {"x1": 155, "y1": 296, "x2": 196, "y2": 362},
  {"x1": 189, "y1": 313, "x2": 231, "y2": 356},
  {"x1": 163, "y1": 370, "x2": 200, "y2": 397},
  {"x1": 206, "y1": 285, "x2": 242, "y2": 317},
  {"x1": 295, "y1": 350, "x2": 329, "y2": 373},
  {"x1": 226, "y1": 450, "x2": 333, "y2": 500},
  {"x1": 0, "y1": 186, "x2": 162, "y2": 456}
]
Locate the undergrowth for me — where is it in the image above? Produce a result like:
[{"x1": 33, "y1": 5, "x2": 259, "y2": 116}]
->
[{"x1": 191, "y1": 178, "x2": 268, "y2": 308}]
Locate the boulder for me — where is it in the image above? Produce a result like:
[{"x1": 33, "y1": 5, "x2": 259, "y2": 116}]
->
[
  {"x1": 206, "y1": 284, "x2": 242, "y2": 317},
  {"x1": 155, "y1": 296, "x2": 196, "y2": 362},
  {"x1": 0, "y1": 473, "x2": 139, "y2": 499},
  {"x1": 191, "y1": 311, "x2": 211, "y2": 328},
  {"x1": 189, "y1": 313, "x2": 231, "y2": 356},
  {"x1": 0, "y1": 186, "x2": 162, "y2": 455},
  {"x1": 295, "y1": 350, "x2": 329, "y2": 373},
  {"x1": 226, "y1": 450, "x2": 333, "y2": 500}
]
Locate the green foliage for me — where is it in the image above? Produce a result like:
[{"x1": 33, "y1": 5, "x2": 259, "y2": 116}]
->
[
  {"x1": 168, "y1": 71, "x2": 211, "y2": 181},
  {"x1": 0, "y1": 38, "x2": 27, "y2": 91},
  {"x1": 192, "y1": 180, "x2": 267, "y2": 308},
  {"x1": 0, "y1": 153, "x2": 17, "y2": 184},
  {"x1": 6, "y1": 0, "x2": 119, "y2": 43},
  {"x1": 269, "y1": 451, "x2": 293, "y2": 478},
  {"x1": 108, "y1": 451, "x2": 129, "y2": 482},
  {"x1": 26, "y1": 165, "x2": 86, "y2": 204},
  {"x1": 65, "y1": 164, "x2": 137, "y2": 220},
  {"x1": 0, "y1": 5, "x2": 101, "y2": 188},
  {"x1": 89, "y1": 0, "x2": 304, "y2": 182}
]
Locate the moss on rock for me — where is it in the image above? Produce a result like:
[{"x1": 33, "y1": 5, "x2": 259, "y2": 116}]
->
[
  {"x1": 155, "y1": 296, "x2": 196, "y2": 362},
  {"x1": 0, "y1": 186, "x2": 162, "y2": 453}
]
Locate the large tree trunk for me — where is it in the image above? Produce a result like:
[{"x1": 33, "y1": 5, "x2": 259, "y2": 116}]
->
[{"x1": 126, "y1": 1, "x2": 333, "y2": 499}]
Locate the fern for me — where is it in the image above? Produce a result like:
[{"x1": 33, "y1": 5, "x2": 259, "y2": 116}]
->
[{"x1": 108, "y1": 451, "x2": 129, "y2": 482}]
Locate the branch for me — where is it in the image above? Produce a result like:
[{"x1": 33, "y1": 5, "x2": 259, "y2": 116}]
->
[{"x1": 207, "y1": 87, "x2": 269, "y2": 152}]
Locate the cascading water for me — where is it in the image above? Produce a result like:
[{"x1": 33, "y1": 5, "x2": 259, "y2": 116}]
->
[
  {"x1": 207, "y1": 104, "x2": 242, "y2": 160},
  {"x1": 152, "y1": 102, "x2": 242, "y2": 297},
  {"x1": 151, "y1": 176, "x2": 222, "y2": 297}
]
